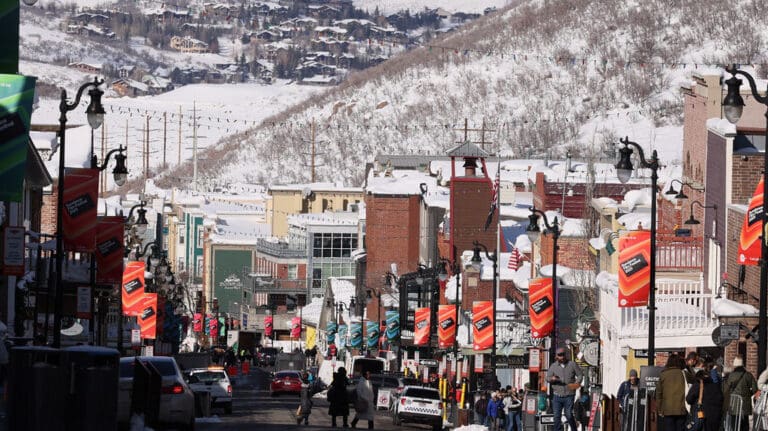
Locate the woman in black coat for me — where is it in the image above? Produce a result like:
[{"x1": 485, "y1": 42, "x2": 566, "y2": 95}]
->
[
  {"x1": 328, "y1": 367, "x2": 350, "y2": 427},
  {"x1": 686, "y1": 369, "x2": 723, "y2": 431}
]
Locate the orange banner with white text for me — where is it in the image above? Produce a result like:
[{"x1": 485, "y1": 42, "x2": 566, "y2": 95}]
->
[
  {"x1": 618, "y1": 230, "x2": 651, "y2": 307},
  {"x1": 414, "y1": 307, "x2": 430, "y2": 346},
  {"x1": 529, "y1": 278, "x2": 554, "y2": 338},
  {"x1": 62, "y1": 168, "x2": 99, "y2": 252},
  {"x1": 738, "y1": 176, "x2": 764, "y2": 266},
  {"x1": 472, "y1": 301, "x2": 493, "y2": 351},
  {"x1": 96, "y1": 216, "x2": 125, "y2": 285},
  {"x1": 438, "y1": 305, "x2": 456, "y2": 348},
  {"x1": 122, "y1": 261, "x2": 146, "y2": 316},
  {"x1": 139, "y1": 293, "x2": 157, "y2": 339}
]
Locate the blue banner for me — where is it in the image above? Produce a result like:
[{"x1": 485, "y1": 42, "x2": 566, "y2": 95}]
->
[
  {"x1": 350, "y1": 322, "x2": 363, "y2": 349},
  {"x1": 326, "y1": 321, "x2": 337, "y2": 344},
  {"x1": 338, "y1": 324, "x2": 347, "y2": 347},
  {"x1": 366, "y1": 321, "x2": 379, "y2": 349},
  {"x1": 386, "y1": 310, "x2": 400, "y2": 341}
]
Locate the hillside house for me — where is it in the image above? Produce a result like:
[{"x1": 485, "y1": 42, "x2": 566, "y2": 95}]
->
[
  {"x1": 308, "y1": 5, "x2": 340, "y2": 19},
  {"x1": 170, "y1": 36, "x2": 209, "y2": 53},
  {"x1": 68, "y1": 62, "x2": 102, "y2": 74},
  {"x1": 255, "y1": 29, "x2": 282, "y2": 41},
  {"x1": 118, "y1": 65, "x2": 136, "y2": 78},
  {"x1": 299, "y1": 75, "x2": 339, "y2": 86},
  {"x1": 141, "y1": 75, "x2": 174, "y2": 94},
  {"x1": 111, "y1": 78, "x2": 149, "y2": 97},
  {"x1": 313, "y1": 26, "x2": 347, "y2": 39}
]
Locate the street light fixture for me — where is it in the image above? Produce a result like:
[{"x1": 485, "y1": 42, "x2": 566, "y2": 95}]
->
[
  {"x1": 722, "y1": 63, "x2": 768, "y2": 373},
  {"x1": 664, "y1": 179, "x2": 702, "y2": 200},
  {"x1": 53, "y1": 77, "x2": 106, "y2": 348},
  {"x1": 683, "y1": 200, "x2": 717, "y2": 226},
  {"x1": 470, "y1": 241, "x2": 497, "y2": 370},
  {"x1": 614, "y1": 136, "x2": 660, "y2": 367},
  {"x1": 91, "y1": 144, "x2": 128, "y2": 186},
  {"x1": 525, "y1": 207, "x2": 562, "y2": 365},
  {"x1": 438, "y1": 256, "x2": 462, "y2": 422}
]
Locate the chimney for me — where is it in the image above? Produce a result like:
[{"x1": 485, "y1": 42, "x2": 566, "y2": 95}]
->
[{"x1": 463, "y1": 157, "x2": 478, "y2": 176}]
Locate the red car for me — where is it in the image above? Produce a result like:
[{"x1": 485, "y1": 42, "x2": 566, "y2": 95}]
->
[{"x1": 270, "y1": 370, "x2": 303, "y2": 396}]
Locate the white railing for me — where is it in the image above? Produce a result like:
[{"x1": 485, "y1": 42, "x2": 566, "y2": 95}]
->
[{"x1": 606, "y1": 278, "x2": 718, "y2": 338}]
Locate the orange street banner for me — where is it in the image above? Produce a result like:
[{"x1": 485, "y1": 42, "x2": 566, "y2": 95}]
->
[
  {"x1": 62, "y1": 168, "x2": 99, "y2": 252},
  {"x1": 529, "y1": 278, "x2": 554, "y2": 338},
  {"x1": 438, "y1": 305, "x2": 456, "y2": 348},
  {"x1": 139, "y1": 293, "x2": 157, "y2": 339},
  {"x1": 738, "y1": 176, "x2": 764, "y2": 266},
  {"x1": 96, "y1": 216, "x2": 125, "y2": 284},
  {"x1": 472, "y1": 301, "x2": 493, "y2": 351},
  {"x1": 414, "y1": 307, "x2": 430, "y2": 346},
  {"x1": 618, "y1": 230, "x2": 651, "y2": 307},
  {"x1": 122, "y1": 261, "x2": 146, "y2": 316}
]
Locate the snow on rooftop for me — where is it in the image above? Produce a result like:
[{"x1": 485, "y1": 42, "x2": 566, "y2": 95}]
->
[
  {"x1": 288, "y1": 211, "x2": 359, "y2": 227},
  {"x1": 366, "y1": 167, "x2": 439, "y2": 195}
]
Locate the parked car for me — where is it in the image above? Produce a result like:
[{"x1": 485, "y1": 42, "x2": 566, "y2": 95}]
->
[
  {"x1": 186, "y1": 366, "x2": 233, "y2": 414},
  {"x1": 371, "y1": 374, "x2": 420, "y2": 407},
  {"x1": 269, "y1": 370, "x2": 303, "y2": 396},
  {"x1": 392, "y1": 386, "x2": 443, "y2": 431},
  {"x1": 117, "y1": 356, "x2": 195, "y2": 430},
  {"x1": 258, "y1": 347, "x2": 279, "y2": 366}
]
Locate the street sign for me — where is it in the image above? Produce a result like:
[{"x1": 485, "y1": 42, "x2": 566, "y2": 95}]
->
[
  {"x1": 420, "y1": 359, "x2": 439, "y2": 367},
  {"x1": 712, "y1": 324, "x2": 740, "y2": 347}
]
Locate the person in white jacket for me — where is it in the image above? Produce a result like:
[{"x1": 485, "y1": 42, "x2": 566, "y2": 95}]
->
[
  {"x1": 502, "y1": 386, "x2": 522, "y2": 431},
  {"x1": 351, "y1": 371, "x2": 375, "y2": 429}
]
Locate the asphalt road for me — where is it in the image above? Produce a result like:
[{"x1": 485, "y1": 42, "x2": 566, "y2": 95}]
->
[{"x1": 195, "y1": 367, "x2": 439, "y2": 431}]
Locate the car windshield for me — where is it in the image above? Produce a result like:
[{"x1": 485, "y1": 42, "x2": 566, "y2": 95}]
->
[
  {"x1": 404, "y1": 388, "x2": 440, "y2": 400},
  {"x1": 275, "y1": 372, "x2": 300, "y2": 379},
  {"x1": 120, "y1": 359, "x2": 177, "y2": 378},
  {"x1": 402, "y1": 378, "x2": 420, "y2": 386},
  {"x1": 190, "y1": 371, "x2": 227, "y2": 383},
  {"x1": 261, "y1": 348, "x2": 278, "y2": 355}
]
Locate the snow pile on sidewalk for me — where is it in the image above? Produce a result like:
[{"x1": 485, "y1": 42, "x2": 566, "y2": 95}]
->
[
  {"x1": 453, "y1": 425, "x2": 488, "y2": 431},
  {"x1": 129, "y1": 414, "x2": 154, "y2": 431}
]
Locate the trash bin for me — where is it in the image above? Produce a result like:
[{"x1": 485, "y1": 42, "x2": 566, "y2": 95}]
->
[
  {"x1": 194, "y1": 390, "x2": 211, "y2": 417},
  {"x1": 8, "y1": 347, "x2": 64, "y2": 431},
  {"x1": 60, "y1": 346, "x2": 120, "y2": 431}
]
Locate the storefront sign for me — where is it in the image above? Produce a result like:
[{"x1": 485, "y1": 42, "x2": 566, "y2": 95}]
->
[
  {"x1": 76, "y1": 286, "x2": 91, "y2": 319},
  {"x1": 2, "y1": 226, "x2": 24, "y2": 275}
]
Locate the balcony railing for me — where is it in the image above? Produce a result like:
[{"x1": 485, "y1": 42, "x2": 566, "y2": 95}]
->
[
  {"x1": 655, "y1": 233, "x2": 703, "y2": 271},
  {"x1": 256, "y1": 239, "x2": 306, "y2": 259},
  {"x1": 603, "y1": 277, "x2": 718, "y2": 339}
]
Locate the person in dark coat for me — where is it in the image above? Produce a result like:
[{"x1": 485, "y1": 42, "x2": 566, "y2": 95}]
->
[
  {"x1": 686, "y1": 369, "x2": 723, "y2": 431},
  {"x1": 328, "y1": 367, "x2": 350, "y2": 428}
]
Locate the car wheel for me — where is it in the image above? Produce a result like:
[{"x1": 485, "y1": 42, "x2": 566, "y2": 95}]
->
[{"x1": 224, "y1": 402, "x2": 233, "y2": 414}]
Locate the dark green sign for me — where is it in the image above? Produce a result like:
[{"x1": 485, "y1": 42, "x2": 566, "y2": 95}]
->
[
  {"x1": 0, "y1": 2, "x2": 19, "y2": 74},
  {"x1": 0, "y1": 74, "x2": 36, "y2": 202},
  {"x1": 212, "y1": 248, "x2": 252, "y2": 316}
]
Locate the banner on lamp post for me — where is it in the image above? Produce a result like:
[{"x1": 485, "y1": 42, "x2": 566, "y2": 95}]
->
[
  {"x1": 385, "y1": 310, "x2": 400, "y2": 341},
  {"x1": 349, "y1": 321, "x2": 362, "y2": 348},
  {"x1": 96, "y1": 216, "x2": 125, "y2": 284},
  {"x1": 291, "y1": 316, "x2": 301, "y2": 338},
  {"x1": 122, "y1": 261, "x2": 146, "y2": 316},
  {"x1": 0, "y1": 74, "x2": 36, "y2": 202},
  {"x1": 264, "y1": 315, "x2": 273, "y2": 337},
  {"x1": 139, "y1": 293, "x2": 157, "y2": 339},
  {"x1": 326, "y1": 321, "x2": 337, "y2": 344},
  {"x1": 366, "y1": 321, "x2": 379, "y2": 349},
  {"x1": 62, "y1": 168, "x2": 99, "y2": 252},
  {"x1": 529, "y1": 278, "x2": 554, "y2": 338},
  {"x1": 472, "y1": 301, "x2": 493, "y2": 351},
  {"x1": 413, "y1": 307, "x2": 430, "y2": 346},
  {"x1": 738, "y1": 176, "x2": 764, "y2": 265},
  {"x1": 2, "y1": 226, "x2": 24, "y2": 276},
  {"x1": 193, "y1": 313, "x2": 203, "y2": 332},
  {"x1": 438, "y1": 305, "x2": 456, "y2": 348},
  {"x1": 209, "y1": 315, "x2": 219, "y2": 339},
  {"x1": 618, "y1": 230, "x2": 651, "y2": 307}
]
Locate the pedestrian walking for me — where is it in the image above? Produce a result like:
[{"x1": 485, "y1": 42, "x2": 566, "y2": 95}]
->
[
  {"x1": 474, "y1": 392, "x2": 489, "y2": 426},
  {"x1": 486, "y1": 391, "x2": 502, "y2": 431},
  {"x1": 573, "y1": 388, "x2": 590, "y2": 431},
  {"x1": 686, "y1": 368, "x2": 723, "y2": 431},
  {"x1": 723, "y1": 356, "x2": 758, "y2": 431},
  {"x1": 506, "y1": 387, "x2": 522, "y2": 431},
  {"x1": 617, "y1": 369, "x2": 639, "y2": 430},
  {"x1": 546, "y1": 347, "x2": 583, "y2": 431},
  {"x1": 296, "y1": 383, "x2": 313, "y2": 425},
  {"x1": 328, "y1": 367, "x2": 350, "y2": 428},
  {"x1": 351, "y1": 370, "x2": 375, "y2": 429},
  {"x1": 656, "y1": 354, "x2": 688, "y2": 431}
]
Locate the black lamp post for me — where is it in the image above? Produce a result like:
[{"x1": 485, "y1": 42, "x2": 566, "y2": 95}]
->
[
  {"x1": 470, "y1": 241, "x2": 497, "y2": 370},
  {"x1": 91, "y1": 144, "x2": 128, "y2": 186},
  {"x1": 614, "y1": 136, "x2": 660, "y2": 367},
  {"x1": 525, "y1": 207, "x2": 562, "y2": 365},
  {"x1": 722, "y1": 63, "x2": 768, "y2": 373},
  {"x1": 326, "y1": 297, "x2": 356, "y2": 348},
  {"x1": 438, "y1": 257, "x2": 461, "y2": 420},
  {"x1": 53, "y1": 77, "x2": 106, "y2": 348}
]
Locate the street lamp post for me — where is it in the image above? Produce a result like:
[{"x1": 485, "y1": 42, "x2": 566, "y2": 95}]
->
[
  {"x1": 470, "y1": 241, "x2": 497, "y2": 371},
  {"x1": 614, "y1": 136, "x2": 660, "y2": 367},
  {"x1": 53, "y1": 77, "x2": 106, "y2": 348},
  {"x1": 722, "y1": 64, "x2": 768, "y2": 372},
  {"x1": 683, "y1": 201, "x2": 717, "y2": 229},
  {"x1": 525, "y1": 207, "x2": 562, "y2": 365}
]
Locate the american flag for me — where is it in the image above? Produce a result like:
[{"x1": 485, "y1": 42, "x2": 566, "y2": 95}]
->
[
  {"x1": 508, "y1": 247, "x2": 522, "y2": 271},
  {"x1": 484, "y1": 171, "x2": 500, "y2": 231}
]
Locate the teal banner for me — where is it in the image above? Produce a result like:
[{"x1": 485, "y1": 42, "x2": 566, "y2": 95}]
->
[
  {"x1": 0, "y1": 2, "x2": 19, "y2": 74},
  {"x1": 0, "y1": 74, "x2": 36, "y2": 202},
  {"x1": 326, "y1": 321, "x2": 337, "y2": 344},
  {"x1": 349, "y1": 322, "x2": 362, "y2": 349},
  {"x1": 338, "y1": 324, "x2": 347, "y2": 347},
  {"x1": 366, "y1": 321, "x2": 379, "y2": 349},
  {"x1": 386, "y1": 310, "x2": 400, "y2": 341}
]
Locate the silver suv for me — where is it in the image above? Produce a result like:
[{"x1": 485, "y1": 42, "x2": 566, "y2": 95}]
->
[{"x1": 392, "y1": 386, "x2": 443, "y2": 431}]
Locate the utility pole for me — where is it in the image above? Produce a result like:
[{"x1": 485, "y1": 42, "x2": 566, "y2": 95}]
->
[
  {"x1": 163, "y1": 111, "x2": 167, "y2": 168},
  {"x1": 454, "y1": 118, "x2": 495, "y2": 151},
  {"x1": 302, "y1": 118, "x2": 325, "y2": 183},
  {"x1": 311, "y1": 118, "x2": 316, "y2": 182},
  {"x1": 100, "y1": 121, "x2": 106, "y2": 196},
  {"x1": 178, "y1": 105, "x2": 182, "y2": 166},
  {"x1": 193, "y1": 101, "x2": 198, "y2": 191}
]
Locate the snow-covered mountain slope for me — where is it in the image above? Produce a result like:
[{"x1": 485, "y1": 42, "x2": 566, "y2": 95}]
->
[
  {"x1": 155, "y1": 0, "x2": 763, "y2": 189},
  {"x1": 352, "y1": 0, "x2": 514, "y2": 14}
]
